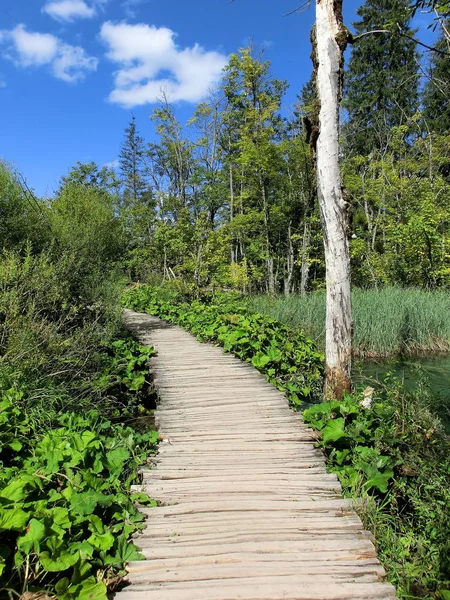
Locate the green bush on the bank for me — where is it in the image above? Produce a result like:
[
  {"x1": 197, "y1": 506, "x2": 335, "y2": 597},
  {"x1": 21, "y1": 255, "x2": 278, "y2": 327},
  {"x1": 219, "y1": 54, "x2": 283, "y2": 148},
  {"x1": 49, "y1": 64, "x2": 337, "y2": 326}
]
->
[
  {"x1": 122, "y1": 284, "x2": 324, "y2": 406},
  {"x1": 0, "y1": 334, "x2": 158, "y2": 599},
  {"x1": 303, "y1": 387, "x2": 450, "y2": 598},
  {"x1": 0, "y1": 389, "x2": 157, "y2": 600},
  {"x1": 0, "y1": 164, "x2": 159, "y2": 599}
]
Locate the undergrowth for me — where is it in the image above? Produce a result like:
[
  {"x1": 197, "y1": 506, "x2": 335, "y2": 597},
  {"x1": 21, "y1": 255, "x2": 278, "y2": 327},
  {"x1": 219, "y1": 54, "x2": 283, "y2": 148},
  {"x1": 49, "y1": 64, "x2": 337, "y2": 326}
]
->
[
  {"x1": 122, "y1": 284, "x2": 324, "y2": 406},
  {"x1": 0, "y1": 251, "x2": 159, "y2": 598},
  {"x1": 0, "y1": 391, "x2": 158, "y2": 600},
  {"x1": 303, "y1": 386, "x2": 450, "y2": 599},
  {"x1": 0, "y1": 334, "x2": 158, "y2": 600}
]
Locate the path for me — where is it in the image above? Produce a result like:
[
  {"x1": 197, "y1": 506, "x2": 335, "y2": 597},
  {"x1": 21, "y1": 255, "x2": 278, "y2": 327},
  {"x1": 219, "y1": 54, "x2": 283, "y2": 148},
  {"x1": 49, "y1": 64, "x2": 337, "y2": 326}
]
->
[{"x1": 119, "y1": 309, "x2": 396, "y2": 600}]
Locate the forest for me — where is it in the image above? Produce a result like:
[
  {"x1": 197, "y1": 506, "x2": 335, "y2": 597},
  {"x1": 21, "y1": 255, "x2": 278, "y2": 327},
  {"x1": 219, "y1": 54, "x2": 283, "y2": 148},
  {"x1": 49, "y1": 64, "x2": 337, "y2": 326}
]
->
[{"x1": 1, "y1": 0, "x2": 450, "y2": 597}]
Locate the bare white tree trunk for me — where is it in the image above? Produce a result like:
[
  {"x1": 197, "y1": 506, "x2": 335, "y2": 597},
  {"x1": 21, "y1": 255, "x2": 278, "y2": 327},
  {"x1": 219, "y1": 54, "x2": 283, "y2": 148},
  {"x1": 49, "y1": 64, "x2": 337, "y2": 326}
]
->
[
  {"x1": 299, "y1": 220, "x2": 310, "y2": 296},
  {"x1": 285, "y1": 221, "x2": 295, "y2": 297},
  {"x1": 315, "y1": 0, "x2": 352, "y2": 398}
]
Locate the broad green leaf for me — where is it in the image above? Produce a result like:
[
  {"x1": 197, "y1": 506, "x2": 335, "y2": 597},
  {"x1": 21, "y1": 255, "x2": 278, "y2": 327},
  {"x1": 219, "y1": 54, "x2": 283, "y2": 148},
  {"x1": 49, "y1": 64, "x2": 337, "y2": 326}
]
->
[
  {"x1": 39, "y1": 549, "x2": 79, "y2": 572},
  {"x1": 87, "y1": 531, "x2": 114, "y2": 551},
  {"x1": 321, "y1": 418, "x2": 348, "y2": 444},
  {"x1": 57, "y1": 576, "x2": 107, "y2": 600},
  {"x1": 106, "y1": 448, "x2": 130, "y2": 470},
  {"x1": 70, "y1": 491, "x2": 107, "y2": 515},
  {"x1": 0, "y1": 507, "x2": 29, "y2": 531},
  {"x1": 88, "y1": 514, "x2": 104, "y2": 534},
  {"x1": 251, "y1": 352, "x2": 271, "y2": 369},
  {"x1": 115, "y1": 536, "x2": 143, "y2": 563},
  {"x1": 17, "y1": 518, "x2": 46, "y2": 553},
  {"x1": 0, "y1": 477, "x2": 32, "y2": 503},
  {"x1": 8, "y1": 440, "x2": 22, "y2": 452},
  {"x1": 364, "y1": 469, "x2": 393, "y2": 493}
]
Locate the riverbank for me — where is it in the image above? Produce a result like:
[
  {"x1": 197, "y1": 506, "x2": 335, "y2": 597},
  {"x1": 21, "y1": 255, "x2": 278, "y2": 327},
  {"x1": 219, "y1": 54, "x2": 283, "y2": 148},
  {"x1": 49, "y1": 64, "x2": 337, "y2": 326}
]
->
[{"x1": 249, "y1": 287, "x2": 450, "y2": 358}]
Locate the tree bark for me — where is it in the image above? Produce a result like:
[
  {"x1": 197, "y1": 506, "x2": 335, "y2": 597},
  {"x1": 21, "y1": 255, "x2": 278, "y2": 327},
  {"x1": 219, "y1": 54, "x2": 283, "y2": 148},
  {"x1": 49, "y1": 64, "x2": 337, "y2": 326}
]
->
[
  {"x1": 285, "y1": 221, "x2": 295, "y2": 296},
  {"x1": 314, "y1": 0, "x2": 352, "y2": 399},
  {"x1": 299, "y1": 220, "x2": 310, "y2": 296},
  {"x1": 260, "y1": 175, "x2": 275, "y2": 295}
]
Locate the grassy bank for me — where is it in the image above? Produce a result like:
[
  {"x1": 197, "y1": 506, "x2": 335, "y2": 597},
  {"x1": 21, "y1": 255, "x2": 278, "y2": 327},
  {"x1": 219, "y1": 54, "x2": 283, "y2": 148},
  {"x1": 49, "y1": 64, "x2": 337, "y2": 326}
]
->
[{"x1": 250, "y1": 287, "x2": 450, "y2": 357}]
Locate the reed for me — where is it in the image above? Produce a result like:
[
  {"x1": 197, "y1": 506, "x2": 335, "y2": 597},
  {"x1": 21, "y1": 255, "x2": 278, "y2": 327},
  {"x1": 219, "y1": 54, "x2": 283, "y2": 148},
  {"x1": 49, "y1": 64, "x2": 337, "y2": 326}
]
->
[{"x1": 249, "y1": 287, "x2": 450, "y2": 357}]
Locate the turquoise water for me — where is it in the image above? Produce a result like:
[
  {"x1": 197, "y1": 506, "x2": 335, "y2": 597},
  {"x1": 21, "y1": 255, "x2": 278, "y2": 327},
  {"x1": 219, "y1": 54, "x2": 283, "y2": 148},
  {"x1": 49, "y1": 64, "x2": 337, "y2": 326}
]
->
[{"x1": 354, "y1": 355, "x2": 450, "y2": 398}]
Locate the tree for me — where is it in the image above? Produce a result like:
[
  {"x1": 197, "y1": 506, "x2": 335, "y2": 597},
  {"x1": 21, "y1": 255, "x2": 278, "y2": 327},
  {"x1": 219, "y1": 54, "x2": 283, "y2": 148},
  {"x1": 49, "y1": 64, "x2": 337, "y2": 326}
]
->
[
  {"x1": 0, "y1": 161, "x2": 50, "y2": 252},
  {"x1": 119, "y1": 116, "x2": 152, "y2": 204},
  {"x1": 422, "y1": 21, "x2": 450, "y2": 132},
  {"x1": 221, "y1": 48, "x2": 288, "y2": 293},
  {"x1": 58, "y1": 161, "x2": 119, "y2": 195},
  {"x1": 344, "y1": 0, "x2": 419, "y2": 155},
  {"x1": 314, "y1": 0, "x2": 353, "y2": 398}
]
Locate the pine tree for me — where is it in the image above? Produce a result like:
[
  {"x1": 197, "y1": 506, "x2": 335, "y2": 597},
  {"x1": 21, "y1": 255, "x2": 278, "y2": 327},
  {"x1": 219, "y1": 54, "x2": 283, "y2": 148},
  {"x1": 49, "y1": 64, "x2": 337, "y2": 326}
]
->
[
  {"x1": 119, "y1": 116, "x2": 151, "y2": 203},
  {"x1": 344, "y1": 0, "x2": 420, "y2": 155},
  {"x1": 422, "y1": 22, "x2": 450, "y2": 132}
]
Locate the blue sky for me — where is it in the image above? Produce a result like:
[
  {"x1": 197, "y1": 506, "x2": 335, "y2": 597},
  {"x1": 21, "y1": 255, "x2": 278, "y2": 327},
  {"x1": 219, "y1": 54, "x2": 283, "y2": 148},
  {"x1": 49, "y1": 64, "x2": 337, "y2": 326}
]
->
[{"x1": 0, "y1": 0, "x2": 436, "y2": 196}]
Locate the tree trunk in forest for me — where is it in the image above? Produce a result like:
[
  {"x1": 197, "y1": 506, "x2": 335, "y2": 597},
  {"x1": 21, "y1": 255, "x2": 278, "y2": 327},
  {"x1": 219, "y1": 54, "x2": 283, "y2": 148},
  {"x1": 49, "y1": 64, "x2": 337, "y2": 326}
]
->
[
  {"x1": 229, "y1": 163, "x2": 236, "y2": 264},
  {"x1": 285, "y1": 221, "x2": 295, "y2": 296},
  {"x1": 314, "y1": 0, "x2": 352, "y2": 399},
  {"x1": 299, "y1": 220, "x2": 310, "y2": 296},
  {"x1": 260, "y1": 175, "x2": 275, "y2": 295}
]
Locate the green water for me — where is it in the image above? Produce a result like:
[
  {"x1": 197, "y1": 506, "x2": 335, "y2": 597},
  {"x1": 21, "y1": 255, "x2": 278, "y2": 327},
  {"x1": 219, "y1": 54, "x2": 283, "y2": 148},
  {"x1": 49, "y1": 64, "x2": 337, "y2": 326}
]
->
[{"x1": 354, "y1": 355, "x2": 450, "y2": 398}]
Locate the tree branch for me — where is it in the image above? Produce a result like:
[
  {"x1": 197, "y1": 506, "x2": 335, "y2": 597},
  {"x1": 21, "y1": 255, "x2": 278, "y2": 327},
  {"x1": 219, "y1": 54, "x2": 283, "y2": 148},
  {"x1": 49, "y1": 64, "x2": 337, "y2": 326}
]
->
[
  {"x1": 283, "y1": 1, "x2": 311, "y2": 16},
  {"x1": 351, "y1": 24, "x2": 450, "y2": 56}
]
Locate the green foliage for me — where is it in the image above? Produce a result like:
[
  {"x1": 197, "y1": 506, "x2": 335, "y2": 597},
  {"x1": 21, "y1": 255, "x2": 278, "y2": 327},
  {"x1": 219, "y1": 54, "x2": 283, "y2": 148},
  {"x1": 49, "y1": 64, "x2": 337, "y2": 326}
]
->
[
  {"x1": 344, "y1": 129, "x2": 450, "y2": 289},
  {"x1": 105, "y1": 336, "x2": 155, "y2": 393},
  {"x1": 343, "y1": 0, "x2": 419, "y2": 154},
  {"x1": 250, "y1": 287, "x2": 450, "y2": 357},
  {"x1": 0, "y1": 247, "x2": 122, "y2": 410},
  {"x1": 422, "y1": 22, "x2": 450, "y2": 133},
  {"x1": 50, "y1": 180, "x2": 125, "y2": 288},
  {"x1": 0, "y1": 161, "x2": 50, "y2": 253},
  {"x1": 0, "y1": 389, "x2": 157, "y2": 599},
  {"x1": 119, "y1": 115, "x2": 152, "y2": 204},
  {"x1": 58, "y1": 161, "x2": 120, "y2": 196},
  {"x1": 303, "y1": 386, "x2": 450, "y2": 597},
  {"x1": 122, "y1": 284, "x2": 324, "y2": 405}
]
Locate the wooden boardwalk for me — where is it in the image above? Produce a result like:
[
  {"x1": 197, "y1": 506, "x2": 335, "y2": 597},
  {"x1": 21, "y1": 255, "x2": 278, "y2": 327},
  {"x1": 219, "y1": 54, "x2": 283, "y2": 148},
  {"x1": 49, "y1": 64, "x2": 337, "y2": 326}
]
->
[{"x1": 120, "y1": 309, "x2": 396, "y2": 600}]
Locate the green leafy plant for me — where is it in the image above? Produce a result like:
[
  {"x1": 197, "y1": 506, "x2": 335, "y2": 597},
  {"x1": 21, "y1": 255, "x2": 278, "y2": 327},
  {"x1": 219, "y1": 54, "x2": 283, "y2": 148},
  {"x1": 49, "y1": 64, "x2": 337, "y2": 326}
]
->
[
  {"x1": 0, "y1": 389, "x2": 157, "y2": 600},
  {"x1": 303, "y1": 387, "x2": 450, "y2": 598}
]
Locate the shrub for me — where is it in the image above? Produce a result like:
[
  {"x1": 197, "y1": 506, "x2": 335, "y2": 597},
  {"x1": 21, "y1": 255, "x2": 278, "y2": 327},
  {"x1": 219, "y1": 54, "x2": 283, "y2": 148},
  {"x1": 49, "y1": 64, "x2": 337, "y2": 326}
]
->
[
  {"x1": 0, "y1": 389, "x2": 157, "y2": 599},
  {"x1": 303, "y1": 386, "x2": 450, "y2": 598}
]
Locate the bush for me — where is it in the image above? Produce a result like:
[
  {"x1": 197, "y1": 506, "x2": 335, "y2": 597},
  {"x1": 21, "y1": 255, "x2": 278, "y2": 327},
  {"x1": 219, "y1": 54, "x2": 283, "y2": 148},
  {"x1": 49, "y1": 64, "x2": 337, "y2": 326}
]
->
[
  {"x1": 0, "y1": 248, "x2": 125, "y2": 413},
  {"x1": 303, "y1": 386, "x2": 450, "y2": 598},
  {"x1": 0, "y1": 389, "x2": 157, "y2": 599}
]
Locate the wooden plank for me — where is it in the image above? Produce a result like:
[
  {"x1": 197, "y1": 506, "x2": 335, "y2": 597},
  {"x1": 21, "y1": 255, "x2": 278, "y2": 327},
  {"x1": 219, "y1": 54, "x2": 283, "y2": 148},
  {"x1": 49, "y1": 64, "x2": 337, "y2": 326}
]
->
[{"x1": 118, "y1": 309, "x2": 396, "y2": 600}]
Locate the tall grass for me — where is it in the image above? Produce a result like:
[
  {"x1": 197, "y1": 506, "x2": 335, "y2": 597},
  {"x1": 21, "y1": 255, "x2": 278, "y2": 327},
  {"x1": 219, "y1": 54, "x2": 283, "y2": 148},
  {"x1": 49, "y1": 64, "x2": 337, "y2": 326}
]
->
[{"x1": 249, "y1": 287, "x2": 450, "y2": 357}]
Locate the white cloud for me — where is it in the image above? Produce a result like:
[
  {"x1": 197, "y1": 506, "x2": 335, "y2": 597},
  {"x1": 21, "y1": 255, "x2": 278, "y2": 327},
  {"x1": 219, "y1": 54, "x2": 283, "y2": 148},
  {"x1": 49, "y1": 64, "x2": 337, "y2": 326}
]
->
[
  {"x1": 0, "y1": 24, "x2": 98, "y2": 83},
  {"x1": 43, "y1": 0, "x2": 95, "y2": 22},
  {"x1": 53, "y1": 43, "x2": 98, "y2": 82},
  {"x1": 10, "y1": 25, "x2": 59, "y2": 65},
  {"x1": 100, "y1": 22, "x2": 228, "y2": 107}
]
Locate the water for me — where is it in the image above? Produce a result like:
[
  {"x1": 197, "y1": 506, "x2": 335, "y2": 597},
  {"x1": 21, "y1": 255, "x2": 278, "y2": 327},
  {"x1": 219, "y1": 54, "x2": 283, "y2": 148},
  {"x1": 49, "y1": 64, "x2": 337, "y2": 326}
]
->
[{"x1": 354, "y1": 355, "x2": 450, "y2": 398}]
